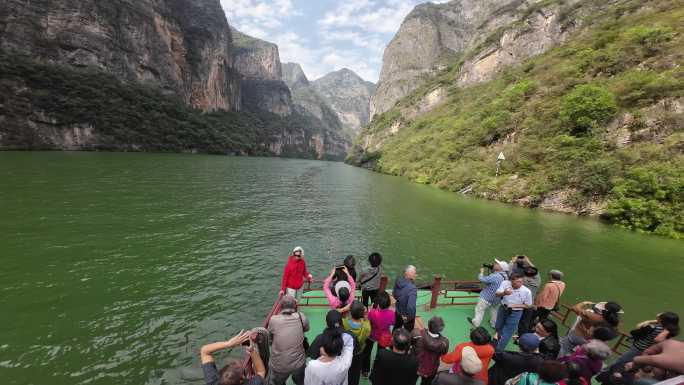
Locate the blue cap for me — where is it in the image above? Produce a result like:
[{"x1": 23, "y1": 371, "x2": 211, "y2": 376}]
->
[{"x1": 519, "y1": 333, "x2": 541, "y2": 350}]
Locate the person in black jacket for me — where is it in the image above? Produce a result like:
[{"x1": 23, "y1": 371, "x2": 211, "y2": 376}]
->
[
  {"x1": 488, "y1": 333, "x2": 543, "y2": 385},
  {"x1": 308, "y1": 310, "x2": 358, "y2": 360},
  {"x1": 534, "y1": 319, "x2": 560, "y2": 359},
  {"x1": 370, "y1": 328, "x2": 418, "y2": 385}
]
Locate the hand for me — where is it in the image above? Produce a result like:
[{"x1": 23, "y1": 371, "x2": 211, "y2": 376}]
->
[
  {"x1": 307, "y1": 274, "x2": 313, "y2": 282},
  {"x1": 226, "y1": 329, "x2": 250, "y2": 348},
  {"x1": 624, "y1": 362, "x2": 634, "y2": 371},
  {"x1": 504, "y1": 288, "x2": 513, "y2": 296},
  {"x1": 279, "y1": 290, "x2": 284, "y2": 296},
  {"x1": 342, "y1": 266, "x2": 349, "y2": 275}
]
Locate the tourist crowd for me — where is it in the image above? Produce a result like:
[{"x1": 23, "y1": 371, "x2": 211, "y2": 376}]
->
[{"x1": 200, "y1": 248, "x2": 683, "y2": 385}]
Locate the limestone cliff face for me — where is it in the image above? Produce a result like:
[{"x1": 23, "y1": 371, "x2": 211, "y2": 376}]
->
[
  {"x1": 0, "y1": 0, "x2": 241, "y2": 112},
  {"x1": 231, "y1": 28, "x2": 291, "y2": 115},
  {"x1": 311, "y1": 69, "x2": 375, "y2": 136},
  {"x1": 280, "y1": 62, "x2": 351, "y2": 154},
  {"x1": 281, "y1": 62, "x2": 310, "y2": 90},
  {"x1": 369, "y1": 0, "x2": 580, "y2": 119},
  {"x1": 362, "y1": 0, "x2": 584, "y2": 152}
]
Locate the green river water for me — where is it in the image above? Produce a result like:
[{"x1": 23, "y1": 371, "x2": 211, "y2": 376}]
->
[{"x1": 0, "y1": 152, "x2": 682, "y2": 385}]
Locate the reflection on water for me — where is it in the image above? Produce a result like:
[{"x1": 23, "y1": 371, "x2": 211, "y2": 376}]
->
[{"x1": 0, "y1": 152, "x2": 681, "y2": 385}]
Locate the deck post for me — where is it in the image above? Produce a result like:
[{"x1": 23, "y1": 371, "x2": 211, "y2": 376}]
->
[
  {"x1": 379, "y1": 275, "x2": 388, "y2": 292},
  {"x1": 430, "y1": 275, "x2": 442, "y2": 309}
]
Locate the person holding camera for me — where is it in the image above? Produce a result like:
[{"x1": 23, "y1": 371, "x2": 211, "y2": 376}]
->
[
  {"x1": 468, "y1": 259, "x2": 509, "y2": 328},
  {"x1": 494, "y1": 273, "x2": 533, "y2": 351},
  {"x1": 200, "y1": 329, "x2": 266, "y2": 385},
  {"x1": 324, "y1": 266, "x2": 356, "y2": 311}
]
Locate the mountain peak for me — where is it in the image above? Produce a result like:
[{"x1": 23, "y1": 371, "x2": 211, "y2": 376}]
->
[{"x1": 281, "y1": 62, "x2": 309, "y2": 89}]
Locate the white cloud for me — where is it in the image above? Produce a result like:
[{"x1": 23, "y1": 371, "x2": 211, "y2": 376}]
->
[
  {"x1": 220, "y1": 0, "x2": 448, "y2": 82},
  {"x1": 319, "y1": 0, "x2": 418, "y2": 34}
]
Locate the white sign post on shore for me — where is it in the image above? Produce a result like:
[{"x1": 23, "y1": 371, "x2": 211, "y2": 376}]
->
[{"x1": 496, "y1": 152, "x2": 505, "y2": 177}]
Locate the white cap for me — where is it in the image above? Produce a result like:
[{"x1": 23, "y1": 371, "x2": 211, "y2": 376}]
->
[
  {"x1": 461, "y1": 346, "x2": 482, "y2": 374},
  {"x1": 293, "y1": 246, "x2": 304, "y2": 255},
  {"x1": 494, "y1": 258, "x2": 510, "y2": 272}
]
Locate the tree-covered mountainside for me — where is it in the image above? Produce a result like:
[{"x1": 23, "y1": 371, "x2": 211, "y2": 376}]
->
[
  {"x1": 0, "y1": 53, "x2": 345, "y2": 159},
  {"x1": 350, "y1": 0, "x2": 684, "y2": 238}
]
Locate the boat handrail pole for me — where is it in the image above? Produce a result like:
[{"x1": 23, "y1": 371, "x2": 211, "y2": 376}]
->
[
  {"x1": 243, "y1": 292, "x2": 284, "y2": 377},
  {"x1": 429, "y1": 275, "x2": 442, "y2": 309}
]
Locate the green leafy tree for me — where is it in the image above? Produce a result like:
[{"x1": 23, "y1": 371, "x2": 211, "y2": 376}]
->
[{"x1": 560, "y1": 84, "x2": 618, "y2": 136}]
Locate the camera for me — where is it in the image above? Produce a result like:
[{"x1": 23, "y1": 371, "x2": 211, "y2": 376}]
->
[{"x1": 482, "y1": 263, "x2": 494, "y2": 269}]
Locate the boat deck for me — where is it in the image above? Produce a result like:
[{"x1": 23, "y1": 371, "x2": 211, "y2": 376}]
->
[
  {"x1": 298, "y1": 289, "x2": 489, "y2": 385},
  {"x1": 300, "y1": 289, "x2": 487, "y2": 346}
]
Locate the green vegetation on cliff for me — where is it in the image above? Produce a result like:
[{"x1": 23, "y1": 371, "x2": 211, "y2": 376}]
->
[
  {"x1": 350, "y1": 0, "x2": 684, "y2": 238},
  {"x1": 0, "y1": 53, "x2": 335, "y2": 159}
]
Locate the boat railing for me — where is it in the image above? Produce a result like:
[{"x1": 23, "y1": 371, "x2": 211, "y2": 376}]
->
[
  {"x1": 243, "y1": 292, "x2": 284, "y2": 376},
  {"x1": 297, "y1": 274, "x2": 634, "y2": 355}
]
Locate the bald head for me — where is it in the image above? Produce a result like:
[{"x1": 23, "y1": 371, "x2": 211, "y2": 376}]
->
[{"x1": 405, "y1": 265, "x2": 417, "y2": 281}]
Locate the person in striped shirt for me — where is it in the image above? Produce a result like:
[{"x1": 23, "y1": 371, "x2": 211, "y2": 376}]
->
[
  {"x1": 468, "y1": 259, "x2": 510, "y2": 328},
  {"x1": 598, "y1": 312, "x2": 679, "y2": 384}
]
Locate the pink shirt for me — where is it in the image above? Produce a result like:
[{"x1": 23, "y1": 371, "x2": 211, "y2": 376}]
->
[
  {"x1": 368, "y1": 308, "x2": 395, "y2": 341},
  {"x1": 323, "y1": 275, "x2": 356, "y2": 309}
]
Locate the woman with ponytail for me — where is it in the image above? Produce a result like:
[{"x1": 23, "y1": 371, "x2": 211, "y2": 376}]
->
[{"x1": 559, "y1": 301, "x2": 623, "y2": 357}]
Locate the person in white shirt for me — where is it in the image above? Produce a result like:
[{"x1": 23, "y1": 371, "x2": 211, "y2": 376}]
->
[
  {"x1": 305, "y1": 328, "x2": 354, "y2": 385},
  {"x1": 494, "y1": 273, "x2": 532, "y2": 352}
]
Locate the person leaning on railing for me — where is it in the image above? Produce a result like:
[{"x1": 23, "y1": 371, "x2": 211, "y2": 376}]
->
[
  {"x1": 598, "y1": 312, "x2": 680, "y2": 385},
  {"x1": 200, "y1": 330, "x2": 266, "y2": 385},
  {"x1": 559, "y1": 301, "x2": 622, "y2": 357}
]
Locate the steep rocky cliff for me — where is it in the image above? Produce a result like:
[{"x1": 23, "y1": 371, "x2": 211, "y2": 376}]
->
[
  {"x1": 0, "y1": 0, "x2": 351, "y2": 160},
  {"x1": 231, "y1": 28, "x2": 292, "y2": 115},
  {"x1": 311, "y1": 69, "x2": 375, "y2": 136},
  {"x1": 369, "y1": 0, "x2": 569, "y2": 119},
  {"x1": 364, "y1": 0, "x2": 586, "y2": 151},
  {"x1": 281, "y1": 62, "x2": 310, "y2": 90},
  {"x1": 351, "y1": 0, "x2": 684, "y2": 238},
  {"x1": 281, "y1": 62, "x2": 349, "y2": 144},
  {"x1": 0, "y1": 0, "x2": 240, "y2": 112}
]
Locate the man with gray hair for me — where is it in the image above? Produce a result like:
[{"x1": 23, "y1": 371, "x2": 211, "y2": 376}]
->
[
  {"x1": 393, "y1": 265, "x2": 418, "y2": 331},
  {"x1": 534, "y1": 269, "x2": 565, "y2": 321},
  {"x1": 266, "y1": 295, "x2": 309, "y2": 385}
]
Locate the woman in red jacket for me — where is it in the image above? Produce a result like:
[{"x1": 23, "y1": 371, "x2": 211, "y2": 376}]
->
[{"x1": 279, "y1": 246, "x2": 313, "y2": 300}]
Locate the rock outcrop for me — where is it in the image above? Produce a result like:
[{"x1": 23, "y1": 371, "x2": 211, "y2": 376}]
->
[
  {"x1": 231, "y1": 28, "x2": 292, "y2": 115},
  {"x1": 0, "y1": 0, "x2": 353, "y2": 160},
  {"x1": 311, "y1": 69, "x2": 375, "y2": 136},
  {"x1": 0, "y1": 0, "x2": 241, "y2": 112},
  {"x1": 370, "y1": 0, "x2": 583, "y2": 120},
  {"x1": 281, "y1": 62, "x2": 310, "y2": 90},
  {"x1": 281, "y1": 62, "x2": 348, "y2": 144}
]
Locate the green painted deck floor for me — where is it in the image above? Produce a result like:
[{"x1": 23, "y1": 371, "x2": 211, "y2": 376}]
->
[{"x1": 297, "y1": 290, "x2": 498, "y2": 385}]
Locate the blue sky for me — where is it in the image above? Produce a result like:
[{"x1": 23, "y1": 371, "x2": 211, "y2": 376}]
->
[{"x1": 221, "y1": 0, "x2": 448, "y2": 83}]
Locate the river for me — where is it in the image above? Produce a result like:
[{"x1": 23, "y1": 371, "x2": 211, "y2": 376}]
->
[{"x1": 0, "y1": 152, "x2": 681, "y2": 385}]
